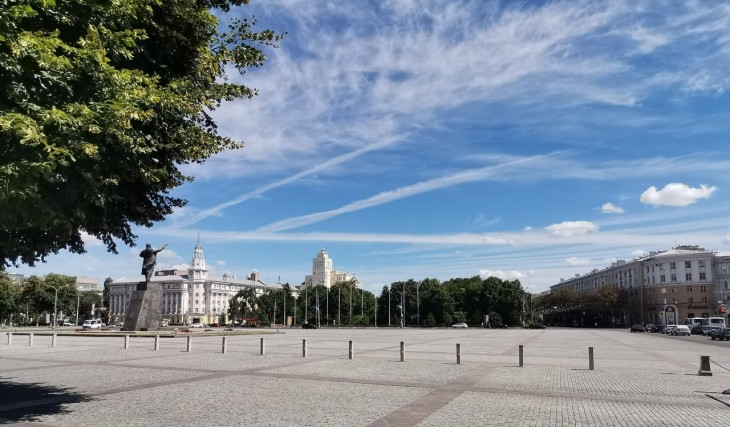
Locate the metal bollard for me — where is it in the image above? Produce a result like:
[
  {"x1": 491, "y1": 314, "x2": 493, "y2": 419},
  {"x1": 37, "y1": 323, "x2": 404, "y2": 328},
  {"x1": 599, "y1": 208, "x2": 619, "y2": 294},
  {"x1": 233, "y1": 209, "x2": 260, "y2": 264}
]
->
[
  {"x1": 260, "y1": 337, "x2": 265, "y2": 356},
  {"x1": 698, "y1": 355, "x2": 712, "y2": 376},
  {"x1": 456, "y1": 343, "x2": 461, "y2": 365},
  {"x1": 519, "y1": 345, "x2": 524, "y2": 367},
  {"x1": 588, "y1": 346, "x2": 594, "y2": 370},
  {"x1": 154, "y1": 335, "x2": 160, "y2": 351},
  {"x1": 7, "y1": 332, "x2": 12, "y2": 346},
  {"x1": 349, "y1": 340, "x2": 353, "y2": 360},
  {"x1": 400, "y1": 341, "x2": 405, "y2": 362},
  {"x1": 186, "y1": 335, "x2": 192, "y2": 352},
  {"x1": 124, "y1": 334, "x2": 130, "y2": 349},
  {"x1": 222, "y1": 336, "x2": 228, "y2": 354},
  {"x1": 29, "y1": 333, "x2": 34, "y2": 347},
  {"x1": 52, "y1": 333, "x2": 57, "y2": 347},
  {"x1": 302, "y1": 339, "x2": 307, "y2": 358}
]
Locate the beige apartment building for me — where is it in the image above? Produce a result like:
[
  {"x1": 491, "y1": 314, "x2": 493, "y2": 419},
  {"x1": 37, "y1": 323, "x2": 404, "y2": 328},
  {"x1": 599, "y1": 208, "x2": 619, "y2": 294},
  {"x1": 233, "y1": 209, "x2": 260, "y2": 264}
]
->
[{"x1": 551, "y1": 245, "x2": 722, "y2": 326}]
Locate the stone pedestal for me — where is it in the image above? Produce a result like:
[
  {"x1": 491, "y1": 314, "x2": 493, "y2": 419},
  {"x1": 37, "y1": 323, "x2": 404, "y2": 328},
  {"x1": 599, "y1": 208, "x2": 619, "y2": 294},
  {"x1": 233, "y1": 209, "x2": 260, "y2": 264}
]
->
[{"x1": 122, "y1": 282, "x2": 162, "y2": 331}]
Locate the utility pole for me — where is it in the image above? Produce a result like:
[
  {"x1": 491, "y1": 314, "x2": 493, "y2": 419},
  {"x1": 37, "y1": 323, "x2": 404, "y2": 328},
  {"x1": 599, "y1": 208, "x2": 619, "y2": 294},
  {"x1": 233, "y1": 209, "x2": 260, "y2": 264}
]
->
[
  {"x1": 388, "y1": 286, "x2": 391, "y2": 326},
  {"x1": 326, "y1": 287, "x2": 329, "y2": 327},
  {"x1": 361, "y1": 287, "x2": 364, "y2": 317},
  {"x1": 305, "y1": 286, "x2": 308, "y2": 324},
  {"x1": 416, "y1": 281, "x2": 420, "y2": 327},
  {"x1": 349, "y1": 283, "x2": 353, "y2": 326},
  {"x1": 50, "y1": 286, "x2": 58, "y2": 328}
]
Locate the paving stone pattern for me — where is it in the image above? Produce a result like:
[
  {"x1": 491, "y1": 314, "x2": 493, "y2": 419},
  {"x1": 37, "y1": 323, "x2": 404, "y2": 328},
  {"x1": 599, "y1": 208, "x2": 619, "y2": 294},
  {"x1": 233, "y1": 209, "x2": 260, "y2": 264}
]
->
[{"x1": 0, "y1": 328, "x2": 728, "y2": 426}]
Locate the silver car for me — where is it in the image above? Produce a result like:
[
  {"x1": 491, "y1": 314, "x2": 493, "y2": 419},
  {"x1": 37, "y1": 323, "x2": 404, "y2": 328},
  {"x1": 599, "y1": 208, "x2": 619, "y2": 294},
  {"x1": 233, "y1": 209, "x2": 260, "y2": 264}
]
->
[{"x1": 670, "y1": 325, "x2": 691, "y2": 336}]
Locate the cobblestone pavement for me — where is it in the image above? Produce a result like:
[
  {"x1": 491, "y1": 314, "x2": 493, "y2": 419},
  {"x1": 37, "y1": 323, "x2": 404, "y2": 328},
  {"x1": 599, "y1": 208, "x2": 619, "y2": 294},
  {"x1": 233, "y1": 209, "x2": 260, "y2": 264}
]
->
[{"x1": 1, "y1": 328, "x2": 728, "y2": 426}]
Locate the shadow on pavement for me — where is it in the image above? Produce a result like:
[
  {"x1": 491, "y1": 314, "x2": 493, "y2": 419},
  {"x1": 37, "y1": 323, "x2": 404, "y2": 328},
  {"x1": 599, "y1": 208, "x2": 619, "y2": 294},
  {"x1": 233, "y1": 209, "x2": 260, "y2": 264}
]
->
[{"x1": 0, "y1": 378, "x2": 91, "y2": 423}]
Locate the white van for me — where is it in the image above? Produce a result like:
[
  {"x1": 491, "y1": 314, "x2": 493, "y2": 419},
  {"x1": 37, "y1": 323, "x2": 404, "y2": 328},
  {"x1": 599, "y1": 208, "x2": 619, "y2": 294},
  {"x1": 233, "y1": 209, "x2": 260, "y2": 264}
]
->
[{"x1": 82, "y1": 319, "x2": 102, "y2": 329}]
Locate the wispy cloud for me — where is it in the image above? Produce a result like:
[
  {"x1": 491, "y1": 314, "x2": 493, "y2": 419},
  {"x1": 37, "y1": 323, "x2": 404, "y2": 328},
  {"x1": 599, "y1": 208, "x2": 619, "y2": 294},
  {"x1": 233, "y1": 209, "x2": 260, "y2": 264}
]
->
[
  {"x1": 601, "y1": 203, "x2": 624, "y2": 214},
  {"x1": 545, "y1": 221, "x2": 599, "y2": 238}
]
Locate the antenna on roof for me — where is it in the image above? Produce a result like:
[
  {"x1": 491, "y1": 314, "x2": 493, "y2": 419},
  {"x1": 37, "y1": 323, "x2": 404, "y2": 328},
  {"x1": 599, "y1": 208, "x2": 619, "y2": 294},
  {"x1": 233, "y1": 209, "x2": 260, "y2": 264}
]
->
[{"x1": 197, "y1": 226, "x2": 201, "y2": 246}]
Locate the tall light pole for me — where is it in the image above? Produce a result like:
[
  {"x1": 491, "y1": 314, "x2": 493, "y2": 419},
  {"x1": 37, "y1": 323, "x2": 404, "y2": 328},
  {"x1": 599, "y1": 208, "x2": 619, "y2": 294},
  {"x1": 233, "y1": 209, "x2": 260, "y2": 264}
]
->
[
  {"x1": 349, "y1": 282, "x2": 353, "y2": 326},
  {"x1": 283, "y1": 288, "x2": 286, "y2": 327},
  {"x1": 49, "y1": 286, "x2": 58, "y2": 328},
  {"x1": 374, "y1": 295, "x2": 378, "y2": 327},
  {"x1": 338, "y1": 287, "x2": 341, "y2": 327},
  {"x1": 416, "y1": 281, "x2": 420, "y2": 327},
  {"x1": 361, "y1": 287, "x2": 364, "y2": 317},
  {"x1": 75, "y1": 293, "x2": 80, "y2": 326},
  {"x1": 305, "y1": 286, "x2": 308, "y2": 324},
  {"x1": 326, "y1": 287, "x2": 329, "y2": 327},
  {"x1": 388, "y1": 286, "x2": 391, "y2": 326}
]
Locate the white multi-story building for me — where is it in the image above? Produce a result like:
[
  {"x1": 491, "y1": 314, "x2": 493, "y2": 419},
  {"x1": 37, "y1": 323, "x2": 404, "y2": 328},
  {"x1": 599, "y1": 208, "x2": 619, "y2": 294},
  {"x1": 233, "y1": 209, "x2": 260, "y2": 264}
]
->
[
  {"x1": 108, "y1": 238, "x2": 281, "y2": 325},
  {"x1": 303, "y1": 249, "x2": 360, "y2": 289}
]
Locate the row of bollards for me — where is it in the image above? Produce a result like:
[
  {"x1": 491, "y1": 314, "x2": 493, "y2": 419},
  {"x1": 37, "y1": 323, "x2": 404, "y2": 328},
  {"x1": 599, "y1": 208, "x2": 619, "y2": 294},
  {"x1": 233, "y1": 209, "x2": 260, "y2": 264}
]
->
[{"x1": 2, "y1": 332, "x2": 712, "y2": 375}]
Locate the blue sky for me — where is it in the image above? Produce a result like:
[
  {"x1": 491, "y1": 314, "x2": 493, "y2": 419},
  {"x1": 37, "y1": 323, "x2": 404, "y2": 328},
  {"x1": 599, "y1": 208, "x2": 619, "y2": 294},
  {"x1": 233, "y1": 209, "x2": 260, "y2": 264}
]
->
[{"x1": 11, "y1": 0, "x2": 730, "y2": 293}]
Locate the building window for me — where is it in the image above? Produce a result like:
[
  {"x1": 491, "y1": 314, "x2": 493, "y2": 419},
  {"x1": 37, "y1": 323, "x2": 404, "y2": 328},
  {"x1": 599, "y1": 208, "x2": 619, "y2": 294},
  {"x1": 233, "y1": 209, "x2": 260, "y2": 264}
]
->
[
  {"x1": 660, "y1": 275, "x2": 666, "y2": 283},
  {"x1": 700, "y1": 285, "x2": 707, "y2": 292},
  {"x1": 687, "y1": 312, "x2": 694, "y2": 318},
  {"x1": 698, "y1": 260, "x2": 705, "y2": 268},
  {"x1": 685, "y1": 261, "x2": 691, "y2": 269},
  {"x1": 671, "y1": 274, "x2": 677, "y2": 283},
  {"x1": 670, "y1": 262, "x2": 676, "y2": 269},
  {"x1": 672, "y1": 298, "x2": 677, "y2": 304},
  {"x1": 702, "y1": 297, "x2": 707, "y2": 303},
  {"x1": 688, "y1": 297, "x2": 693, "y2": 303},
  {"x1": 699, "y1": 272, "x2": 706, "y2": 281},
  {"x1": 687, "y1": 286, "x2": 692, "y2": 292},
  {"x1": 685, "y1": 273, "x2": 692, "y2": 281}
]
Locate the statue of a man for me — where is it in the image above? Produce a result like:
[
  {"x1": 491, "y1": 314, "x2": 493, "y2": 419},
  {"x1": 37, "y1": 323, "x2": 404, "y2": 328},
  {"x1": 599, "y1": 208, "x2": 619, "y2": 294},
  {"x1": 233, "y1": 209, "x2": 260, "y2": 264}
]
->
[{"x1": 140, "y1": 243, "x2": 168, "y2": 283}]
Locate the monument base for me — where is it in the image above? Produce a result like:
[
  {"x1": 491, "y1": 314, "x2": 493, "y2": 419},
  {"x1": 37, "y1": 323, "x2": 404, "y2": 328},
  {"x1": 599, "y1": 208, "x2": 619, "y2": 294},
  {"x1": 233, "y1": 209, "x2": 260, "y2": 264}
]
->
[{"x1": 122, "y1": 282, "x2": 162, "y2": 331}]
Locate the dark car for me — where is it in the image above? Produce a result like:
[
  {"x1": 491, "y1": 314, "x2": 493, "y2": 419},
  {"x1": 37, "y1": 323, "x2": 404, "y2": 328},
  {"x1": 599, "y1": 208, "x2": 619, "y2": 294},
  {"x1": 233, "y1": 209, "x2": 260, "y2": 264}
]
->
[
  {"x1": 709, "y1": 327, "x2": 730, "y2": 341},
  {"x1": 492, "y1": 322, "x2": 507, "y2": 329},
  {"x1": 690, "y1": 325, "x2": 704, "y2": 335},
  {"x1": 630, "y1": 324, "x2": 645, "y2": 332},
  {"x1": 302, "y1": 322, "x2": 318, "y2": 329},
  {"x1": 524, "y1": 323, "x2": 546, "y2": 329},
  {"x1": 649, "y1": 324, "x2": 662, "y2": 333}
]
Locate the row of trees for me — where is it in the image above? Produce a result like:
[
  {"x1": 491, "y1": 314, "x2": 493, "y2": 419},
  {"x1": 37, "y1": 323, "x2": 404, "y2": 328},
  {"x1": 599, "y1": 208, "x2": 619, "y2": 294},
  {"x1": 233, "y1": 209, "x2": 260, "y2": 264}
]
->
[
  {"x1": 0, "y1": 273, "x2": 104, "y2": 326},
  {"x1": 228, "y1": 276, "x2": 531, "y2": 327},
  {"x1": 533, "y1": 284, "x2": 628, "y2": 327}
]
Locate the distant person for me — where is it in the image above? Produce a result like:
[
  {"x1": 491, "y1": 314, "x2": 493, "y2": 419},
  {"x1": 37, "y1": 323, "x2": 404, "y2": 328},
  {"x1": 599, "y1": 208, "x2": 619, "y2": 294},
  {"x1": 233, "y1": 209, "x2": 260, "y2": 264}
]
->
[{"x1": 140, "y1": 243, "x2": 168, "y2": 283}]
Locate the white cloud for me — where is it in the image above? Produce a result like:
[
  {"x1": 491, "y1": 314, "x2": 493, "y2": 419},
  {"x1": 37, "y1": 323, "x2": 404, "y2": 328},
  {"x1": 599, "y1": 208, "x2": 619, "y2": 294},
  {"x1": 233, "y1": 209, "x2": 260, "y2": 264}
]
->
[
  {"x1": 545, "y1": 221, "x2": 599, "y2": 237},
  {"x1": 479, "y1": 269, "x2": 528, "y2": 280},
  {"x1": 566, "y1": 256, "x2": 591, "y2": 266},
  {"x1": 523, "y1": 226, "x2": 533, "y2": 231},
  {"x1": 631, "y1": 249, "x2": 648, "y2": 258},
  {"x1": 80, "y1": 231, "x2": 103, "y2": 247},
  {"x1": 167, "y1": 263, "x2": 191, "y2": 271},
  {"x1": 216, "y1": 260, "x2": 226, "y2": 266},
  {"x1": 640, "y1": 183, "x2": 716, "y2": 207},
  {"x1": 723, "y1": 233, "x2": 730, "y2": 245},
  {"x1": 601, "y1": 202, "x2": 624, "y2": 214}
]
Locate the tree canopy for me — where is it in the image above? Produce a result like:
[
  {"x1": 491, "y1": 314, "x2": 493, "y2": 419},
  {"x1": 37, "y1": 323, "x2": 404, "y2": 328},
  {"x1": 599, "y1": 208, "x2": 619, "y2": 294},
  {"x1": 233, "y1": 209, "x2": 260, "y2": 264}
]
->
[{"x1": 0, "y1": 0, "x2": 284, "y2": 269}]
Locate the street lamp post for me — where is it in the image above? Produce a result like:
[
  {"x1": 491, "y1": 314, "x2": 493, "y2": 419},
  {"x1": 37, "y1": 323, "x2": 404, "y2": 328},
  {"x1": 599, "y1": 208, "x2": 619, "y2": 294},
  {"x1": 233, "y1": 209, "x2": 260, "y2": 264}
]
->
[
  {"x1": 338, "y1": 287, "x2": 341, "y2": 327},
  {"x1": 388, "y1": 286, "x2": 391, "y2": 326},
  {"x1": 49, "y1": 286, "x2": 58, "y2": 328},
  {"x1": 75, "y1": 293, "x2": 80, "y2": 326},
  {"x1": 361, "y1": 287, "x2": 364, "y2": 317},
  {"x1": 305, "y1": 286, "x2": 308, "y2": 324},
  {"x1": 416, "y1": 281, "x2": 420, "y2": 327},
  {"x1": 349, "y1": 282, "x2": 353, "y2": 326},
  {"x1": 283, "y1": 288, "x2": 286, "y2": 327},
  {"x1": 326, "y1": 287, "x2": 329, "y2": 327}
]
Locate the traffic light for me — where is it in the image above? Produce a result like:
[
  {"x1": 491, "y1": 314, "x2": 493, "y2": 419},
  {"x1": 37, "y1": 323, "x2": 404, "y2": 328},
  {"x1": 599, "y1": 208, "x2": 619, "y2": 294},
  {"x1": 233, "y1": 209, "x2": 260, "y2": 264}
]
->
[{"x1": 720, "y1": 306, "x2": 726, "y2": 314}]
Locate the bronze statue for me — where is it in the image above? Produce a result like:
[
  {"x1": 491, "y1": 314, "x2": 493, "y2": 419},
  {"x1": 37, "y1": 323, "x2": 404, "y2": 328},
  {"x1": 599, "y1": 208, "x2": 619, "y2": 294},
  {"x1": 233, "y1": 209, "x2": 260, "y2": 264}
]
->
[{"x1": 140, "y1": 243, "x2": 168, "y2": 283}]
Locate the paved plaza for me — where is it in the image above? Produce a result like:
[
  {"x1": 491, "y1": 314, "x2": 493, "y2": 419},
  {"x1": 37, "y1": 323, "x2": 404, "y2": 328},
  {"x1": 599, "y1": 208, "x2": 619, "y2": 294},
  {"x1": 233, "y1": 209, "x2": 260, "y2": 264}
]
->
[{"x1": 1, "y1": 327, "x2": 729, "y2": 426}]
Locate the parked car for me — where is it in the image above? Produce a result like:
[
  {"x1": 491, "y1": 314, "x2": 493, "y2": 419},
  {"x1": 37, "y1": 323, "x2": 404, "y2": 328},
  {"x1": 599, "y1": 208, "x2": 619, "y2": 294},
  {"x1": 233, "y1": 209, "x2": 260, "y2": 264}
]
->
[
  {"x1": 82, "y1": 319, "x2": 102, "y2": 329},
  {"x1": 704, "y1": 325, "x2": 723, "y2": 336},
  {"x1": 524, "y1": 323, "x2": 546, "y2": 329},
  {"x1": 302, "y1": 322, "x2": 318, "y2": 329},
  {"x1": 189, "y1": 323, "x2": 205, "y2": 328},
  {"x1": 661, "y1": 325, "x2": 676, "y2": 334},
  {"x1": 709, "y1": 327, "x2": 730, "y2": 341},
  {"x1": 671, "y1": 325, "x2": 691, "y2": 336},
  {"x1": 491, "y1": 322, "x2": 507, "y2": 329},
  {"x1": 649, "y1": 324, "x2": 662, "y2": 333},
  {"x1": 630, "y1": 324, "x2": 645, "y2": 332},
  {"x1": 690, "y1": 325, "x2": 704, "y2": 335},
  {"x1": 62, "y1": 321, "x2": 73, "y2": 327},
  {"x1": 644, "y1": 323, "x2": 654, "y2": 332},
  {"x1": 451, "y1": 323, "x2": 468, "y2": 328}
]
